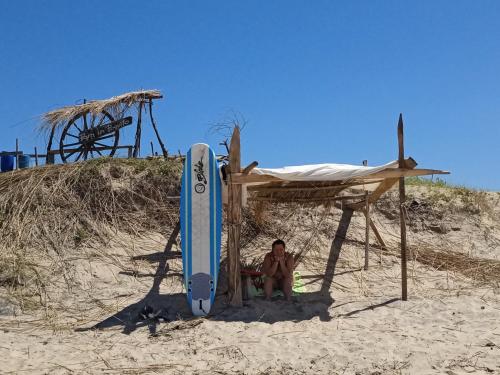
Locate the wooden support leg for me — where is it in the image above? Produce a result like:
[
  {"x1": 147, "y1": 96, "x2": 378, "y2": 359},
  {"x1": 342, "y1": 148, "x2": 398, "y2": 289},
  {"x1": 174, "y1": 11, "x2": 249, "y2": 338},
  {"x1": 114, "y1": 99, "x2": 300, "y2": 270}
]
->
[
  {"x1": 368, "y1": 218, "x2": 386, "y2": 265},
  {"x1": 360, "y1": 206, "x2": 388, "y2": 254},
  {"x1": 227, "y1": 126, "x2": 242, "y2": 307},
  {"x1": 46, "y1": 127, "x2": 56, "y2": 164},
  {"x1": 148, "y1": 99, "x2": 168, "y2": 157},
  {"x1": 398, "y1": 113, "x2": 408, "y2": 301},
  {"x1": 368, "y1": 218, "x2": 387, "y2": 251},
  {"x1": 133, "y1": 101, "x2": 144, "y2": 158}
]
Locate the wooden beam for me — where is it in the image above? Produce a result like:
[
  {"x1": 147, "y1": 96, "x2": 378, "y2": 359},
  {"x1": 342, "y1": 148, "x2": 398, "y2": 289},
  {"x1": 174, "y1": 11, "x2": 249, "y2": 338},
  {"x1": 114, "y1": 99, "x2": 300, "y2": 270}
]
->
[
  {"x1": 230, "y1": 173, "x2": 281, "y2": 184},
  {"x1": 48, "y1": 145, "x2": 134, "y2": 154},
  {"x1": 368, "y1": 217, "x2": 387, "y2": 251},
  {"x1": 231, "y1": 167, "x2": 448, "y2": 184},
  {"x1": 242, "y1": 161, "x2": 258, "y2": 175},
  {"x1": 246, "y1": 179, "x2": 384, "y2": 192},
  {"x1": 356, "y1": 168, "x2": 449, "y2": 180},
  {"x1": 347, "y1": 157, "x2": 418, "y2": 210},
  {"x1": 227, "y1": 126, "x2": 243, "y2": 307},
  {"x1": 398, "y1": 114, "x2": 408, "y2": 301},
  {"x1": 249, "y1": 193, "x2": 368, "y2": 203}
]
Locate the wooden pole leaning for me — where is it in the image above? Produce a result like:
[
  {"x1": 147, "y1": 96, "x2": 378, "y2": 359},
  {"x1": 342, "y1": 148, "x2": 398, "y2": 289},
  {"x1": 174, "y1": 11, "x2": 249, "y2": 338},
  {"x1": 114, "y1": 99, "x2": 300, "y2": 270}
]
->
[
  {"x1": 133, "y1": 101, "x2": 144, "y2": 158},
  {"x1": 364, "y1": 190, "x2": 370, "y2": 270},
  {"x1": 360, "y1": 210, "x2": 388, "y2": 258},
  {"x1": 398, "y1": 114, "x2": 408, "y2": 301},
  {"x1": 227, "y1": 126, "x2": 243, "y2": 307},
  {"x1": 46, "y1": 127, "x2": 56, "y2": 164},
  {"x1": 148, "y1": 99, "x2": 169, "y2": 157}
]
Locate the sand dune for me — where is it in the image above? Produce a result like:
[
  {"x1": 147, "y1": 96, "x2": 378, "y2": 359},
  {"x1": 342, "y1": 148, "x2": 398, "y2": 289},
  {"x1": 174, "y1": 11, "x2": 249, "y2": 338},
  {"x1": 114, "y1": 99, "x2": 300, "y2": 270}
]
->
[{"x1": 1, "y1": 165, "x2": 499, "y2": 374}]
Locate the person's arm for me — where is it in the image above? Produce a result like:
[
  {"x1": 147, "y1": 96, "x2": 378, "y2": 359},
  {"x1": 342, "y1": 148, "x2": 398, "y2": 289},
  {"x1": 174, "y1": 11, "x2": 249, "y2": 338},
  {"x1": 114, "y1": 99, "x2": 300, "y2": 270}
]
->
[
  {"x1": 278, "y1": 254, "x2": 294, "y2": 277},
  {"x1": 263, "y1": 254, "x2": 279, "y2": 277}
]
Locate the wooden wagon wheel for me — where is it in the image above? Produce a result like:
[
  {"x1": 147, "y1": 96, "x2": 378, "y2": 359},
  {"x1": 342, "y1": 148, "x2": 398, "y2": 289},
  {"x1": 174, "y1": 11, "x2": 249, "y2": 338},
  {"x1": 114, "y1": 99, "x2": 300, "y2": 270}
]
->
[{"x1": 59, "y1": 110, "x2": 120, "y2": 163}]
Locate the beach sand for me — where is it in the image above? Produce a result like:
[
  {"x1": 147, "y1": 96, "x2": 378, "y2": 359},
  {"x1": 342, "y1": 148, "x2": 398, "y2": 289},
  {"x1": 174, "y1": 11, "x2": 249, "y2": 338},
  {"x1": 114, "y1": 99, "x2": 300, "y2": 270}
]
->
[{"x1": 1, "y1": 187, "x2": 500, "y2": 374}]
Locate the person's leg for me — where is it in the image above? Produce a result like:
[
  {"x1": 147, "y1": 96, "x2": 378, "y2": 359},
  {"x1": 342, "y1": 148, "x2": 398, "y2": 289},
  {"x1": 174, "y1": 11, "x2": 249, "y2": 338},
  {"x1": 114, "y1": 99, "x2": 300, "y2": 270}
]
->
[
  {"x1": 264, "y1": 277, "x2": 275, "y2": 300},
  {"x1": 281, "y1": 274, "x2": 293, "y2": 301}
]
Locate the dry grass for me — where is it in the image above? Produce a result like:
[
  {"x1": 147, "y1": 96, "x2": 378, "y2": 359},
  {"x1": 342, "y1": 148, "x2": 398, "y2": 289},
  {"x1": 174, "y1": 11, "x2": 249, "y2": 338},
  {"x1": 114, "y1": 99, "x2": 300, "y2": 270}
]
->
[
  {"x1": 0, "y1": 157, "x2": 181, "y2": 309},
  {"x1": 1, "y1": 157, "x2": 497, "y2": 315},
  {"x1": 411, "y1": 245, "x2": 500, "y2": 286}
]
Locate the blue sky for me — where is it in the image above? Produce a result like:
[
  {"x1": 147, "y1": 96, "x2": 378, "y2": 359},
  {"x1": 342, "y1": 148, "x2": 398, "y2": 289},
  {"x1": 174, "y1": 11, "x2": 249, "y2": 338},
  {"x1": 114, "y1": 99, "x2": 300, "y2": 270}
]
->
[{"x1": 1, "y1": 1, "x2": 499, "y2": 189}]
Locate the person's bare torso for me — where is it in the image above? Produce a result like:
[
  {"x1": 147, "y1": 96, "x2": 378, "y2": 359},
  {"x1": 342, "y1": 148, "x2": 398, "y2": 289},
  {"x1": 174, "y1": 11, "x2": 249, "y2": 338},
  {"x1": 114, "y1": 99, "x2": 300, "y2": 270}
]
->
[{"x1": 264, "y1": 251, "x2": 291, "y2": 279}]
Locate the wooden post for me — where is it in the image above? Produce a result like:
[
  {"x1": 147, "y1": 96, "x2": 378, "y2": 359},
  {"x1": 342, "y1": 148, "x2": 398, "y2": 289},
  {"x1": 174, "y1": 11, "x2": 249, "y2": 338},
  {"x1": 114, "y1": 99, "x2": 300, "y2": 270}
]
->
[
  {"x1": 133, "y1": 101, "x2": 144, "y2": 158},
  {"x1": 148, "y1": 99, "x2": 168, "y2": 157},
  {"x1": 227, "y1": 126, "x2": 243, "y2": 306},
  {"x1": 242, "y1": 161, "x2": 258, "y2": 175},
  {"x1": 15, "y1": 139, "x2": 19, "y2": 170},
  {"x1": 34, "y1": 147, "x2": 39, "y2": 167},
  {"x1": 46, "y1": 126, "x2": 56, "y2": 164},
  {"x1": 398, "y1": 113, "x2": 408, "y2": 301},
  {"x1": 150, "y1": 141, "x2": 154, "y2": 156},
  {"x1": 364, "y1": 190, "x2": 370, "y2": 270}
]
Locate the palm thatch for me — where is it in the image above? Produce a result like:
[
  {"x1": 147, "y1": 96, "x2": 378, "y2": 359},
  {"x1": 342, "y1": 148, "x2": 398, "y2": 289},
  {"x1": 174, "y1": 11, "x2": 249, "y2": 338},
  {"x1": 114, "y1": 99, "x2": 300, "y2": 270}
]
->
[{"x1": 40, "y1": 89, "x2": 162, "y2": 132}]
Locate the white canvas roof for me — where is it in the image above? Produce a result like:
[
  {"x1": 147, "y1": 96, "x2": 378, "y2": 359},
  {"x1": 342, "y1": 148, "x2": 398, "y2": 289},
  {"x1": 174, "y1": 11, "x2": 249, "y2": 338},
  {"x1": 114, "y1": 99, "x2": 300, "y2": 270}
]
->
[{"x1": 252, "y1": 160, "x2": 399, "y2": 182}]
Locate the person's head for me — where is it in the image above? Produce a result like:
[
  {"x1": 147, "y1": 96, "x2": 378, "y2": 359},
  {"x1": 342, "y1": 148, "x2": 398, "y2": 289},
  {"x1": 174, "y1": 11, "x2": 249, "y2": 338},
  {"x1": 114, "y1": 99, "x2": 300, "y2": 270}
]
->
[{"x1": 272, "y1": 239, "x2": 285, "y2": 256}]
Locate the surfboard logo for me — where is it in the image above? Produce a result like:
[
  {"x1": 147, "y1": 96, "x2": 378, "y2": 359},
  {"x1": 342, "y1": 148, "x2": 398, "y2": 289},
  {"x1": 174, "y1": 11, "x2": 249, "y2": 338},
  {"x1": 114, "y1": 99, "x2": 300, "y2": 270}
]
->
[
  {"x1": 194, "y1": 157, "x2": 207, "y2": 194},
  {"x1": 195, "y1": 183, "x2": 205, "y2": 193}
]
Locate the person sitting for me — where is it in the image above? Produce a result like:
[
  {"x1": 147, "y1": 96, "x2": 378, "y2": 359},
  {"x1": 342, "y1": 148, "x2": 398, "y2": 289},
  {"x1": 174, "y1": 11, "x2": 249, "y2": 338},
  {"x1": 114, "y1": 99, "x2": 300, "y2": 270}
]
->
[{"x1": 262, "y1": 239, "x2": 294, "y2": 301}]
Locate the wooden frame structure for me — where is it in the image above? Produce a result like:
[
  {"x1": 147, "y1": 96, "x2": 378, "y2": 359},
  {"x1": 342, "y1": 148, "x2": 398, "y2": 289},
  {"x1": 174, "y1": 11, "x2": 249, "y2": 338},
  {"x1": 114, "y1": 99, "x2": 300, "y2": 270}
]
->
[
  {"x1": 42, "y1": 90, "x2": 168, "y2": 164},
  {"x1": 225, "y1": 115, "x2": 449, "y2": 306}
]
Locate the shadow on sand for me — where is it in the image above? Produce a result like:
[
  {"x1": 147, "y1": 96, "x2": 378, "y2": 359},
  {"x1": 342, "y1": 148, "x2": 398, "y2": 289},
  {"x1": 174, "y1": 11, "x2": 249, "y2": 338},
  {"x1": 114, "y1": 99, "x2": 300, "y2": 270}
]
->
[{"x1": 78, "y1": 209, "x2": 398, "y2": 334}]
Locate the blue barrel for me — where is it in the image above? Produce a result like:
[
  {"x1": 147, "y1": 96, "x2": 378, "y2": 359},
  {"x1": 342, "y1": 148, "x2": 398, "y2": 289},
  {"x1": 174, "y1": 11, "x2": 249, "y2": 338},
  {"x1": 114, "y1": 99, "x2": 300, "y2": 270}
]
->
[
  {"x1": 1, "y1": 155, "x2": 14, "y2": 172},
  {"x1": 18, "y1": 155, "x2": 31, "y2": 169}
]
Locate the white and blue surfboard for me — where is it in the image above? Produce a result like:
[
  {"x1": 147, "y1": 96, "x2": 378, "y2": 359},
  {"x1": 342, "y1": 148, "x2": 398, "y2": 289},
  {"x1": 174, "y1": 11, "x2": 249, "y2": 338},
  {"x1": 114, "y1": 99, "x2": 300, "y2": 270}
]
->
[{"x1": 180, "y1": 143, "x2": 222, "y2": 316}]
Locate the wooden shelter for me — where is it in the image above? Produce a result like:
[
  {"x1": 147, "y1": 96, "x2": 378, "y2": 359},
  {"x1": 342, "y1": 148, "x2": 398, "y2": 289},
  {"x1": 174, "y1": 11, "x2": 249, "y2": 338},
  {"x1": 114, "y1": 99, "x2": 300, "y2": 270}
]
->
[{"x1": 224, "y1": 115, "x2": 449, "y2": 306}]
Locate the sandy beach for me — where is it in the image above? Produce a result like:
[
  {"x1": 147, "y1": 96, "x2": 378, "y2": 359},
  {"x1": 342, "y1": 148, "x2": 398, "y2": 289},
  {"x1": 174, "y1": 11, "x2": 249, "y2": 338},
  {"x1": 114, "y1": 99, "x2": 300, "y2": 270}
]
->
[{"x1": 2, "y1": 188, "x2": 499, "y2": 374}]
